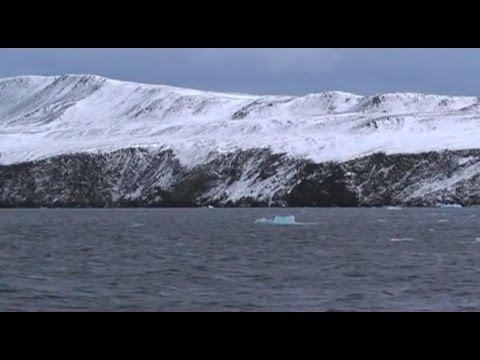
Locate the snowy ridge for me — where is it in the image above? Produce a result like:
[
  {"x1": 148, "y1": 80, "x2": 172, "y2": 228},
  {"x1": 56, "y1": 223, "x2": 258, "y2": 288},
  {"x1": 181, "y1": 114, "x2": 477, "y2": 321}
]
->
[{"x1": 1, "y1": 74, "x2": 480, "y2": 167}]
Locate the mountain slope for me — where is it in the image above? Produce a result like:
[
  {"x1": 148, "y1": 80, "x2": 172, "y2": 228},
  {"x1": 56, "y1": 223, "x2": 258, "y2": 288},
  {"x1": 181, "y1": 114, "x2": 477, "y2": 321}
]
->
[
  {"x1": 1, "y1": 148, "x2": 480, "y2": 207},
  {"x1": 1, "y1": 74, "x2": 480, "y2": 207},
  {"x1": 1, "y1": 74, "x2": 480, "y2": 166}
]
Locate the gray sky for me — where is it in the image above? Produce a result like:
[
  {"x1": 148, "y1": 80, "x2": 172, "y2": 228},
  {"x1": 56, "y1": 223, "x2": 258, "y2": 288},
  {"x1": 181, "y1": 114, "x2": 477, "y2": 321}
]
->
[{"x1": 0, "y1": 48, "x2": 479, "y2": 96}]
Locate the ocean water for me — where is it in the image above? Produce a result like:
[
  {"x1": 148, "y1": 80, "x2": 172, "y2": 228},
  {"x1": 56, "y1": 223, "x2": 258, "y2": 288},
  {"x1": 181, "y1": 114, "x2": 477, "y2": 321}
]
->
[{"x1": 1, "y1": 207, "x2": 480, "y2": 311}]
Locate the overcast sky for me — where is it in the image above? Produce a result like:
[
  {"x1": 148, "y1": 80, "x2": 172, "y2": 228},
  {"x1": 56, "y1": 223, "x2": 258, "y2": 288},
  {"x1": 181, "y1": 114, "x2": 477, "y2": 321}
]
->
[{"x1": 0, "y1": 48, "x2": 478, "y2": 96}]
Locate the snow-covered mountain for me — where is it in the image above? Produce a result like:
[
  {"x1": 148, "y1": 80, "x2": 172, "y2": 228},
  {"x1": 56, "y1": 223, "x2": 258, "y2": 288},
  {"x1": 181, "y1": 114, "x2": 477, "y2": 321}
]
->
[{"x1": 1, "y1": 74, "x2": 480, "y2": 207}]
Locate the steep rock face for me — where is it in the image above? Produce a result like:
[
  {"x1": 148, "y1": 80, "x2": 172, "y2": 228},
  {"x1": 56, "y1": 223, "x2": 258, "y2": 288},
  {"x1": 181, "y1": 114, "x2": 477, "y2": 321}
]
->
[
  {"x1": 346, "y1": 150, "x2": 480, "y2": 206},
  {"x1": 1, "y1": 148, "x2": 479, "y2": 207},
  {"x1": 286, "y1": 163, "x2": 358, "y2": 207}
]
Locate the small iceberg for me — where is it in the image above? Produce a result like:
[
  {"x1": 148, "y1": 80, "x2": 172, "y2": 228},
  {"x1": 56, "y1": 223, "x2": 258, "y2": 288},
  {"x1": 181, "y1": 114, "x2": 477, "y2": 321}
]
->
[
  {"x1": 438, "y1": 204, "x2": 463, "y2": 208},
  {"x1": 255, "y1": 215, "x2": 297, "y2": 225},
  {"x1": 390, "y1": 237, "x2": 414, "y2": 242},
  {"x1": 386, "y1": 206, "x2": 402, "y2": 210}
]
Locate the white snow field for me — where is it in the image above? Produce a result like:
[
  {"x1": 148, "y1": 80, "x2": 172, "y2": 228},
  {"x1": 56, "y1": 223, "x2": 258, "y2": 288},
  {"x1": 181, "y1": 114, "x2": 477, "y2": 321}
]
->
[{"x1": 1, "y1": 74, "x2": 479, "y2": 167}]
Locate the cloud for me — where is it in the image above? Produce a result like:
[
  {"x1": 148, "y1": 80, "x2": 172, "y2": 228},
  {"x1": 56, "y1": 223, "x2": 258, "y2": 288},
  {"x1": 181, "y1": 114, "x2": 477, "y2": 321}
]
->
[
  {"x1": 0, "y1": 48, "x2": 479, "y2": 96},
  {"x1": 191, "y1": 48, "x2": 344, "y2": 74}
]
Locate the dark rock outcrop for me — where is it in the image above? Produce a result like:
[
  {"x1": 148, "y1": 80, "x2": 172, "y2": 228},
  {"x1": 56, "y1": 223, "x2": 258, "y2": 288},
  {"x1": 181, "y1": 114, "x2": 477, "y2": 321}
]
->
[{"x1": 1, "y1": 148, "x2": 480, "y2": 207}]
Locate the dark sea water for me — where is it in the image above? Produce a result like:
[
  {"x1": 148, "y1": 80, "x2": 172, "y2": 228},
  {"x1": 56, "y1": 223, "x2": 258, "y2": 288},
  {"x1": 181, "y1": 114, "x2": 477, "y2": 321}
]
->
[{"x1": 1, "y1": 208, "x2": 480, "y2": 311}]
